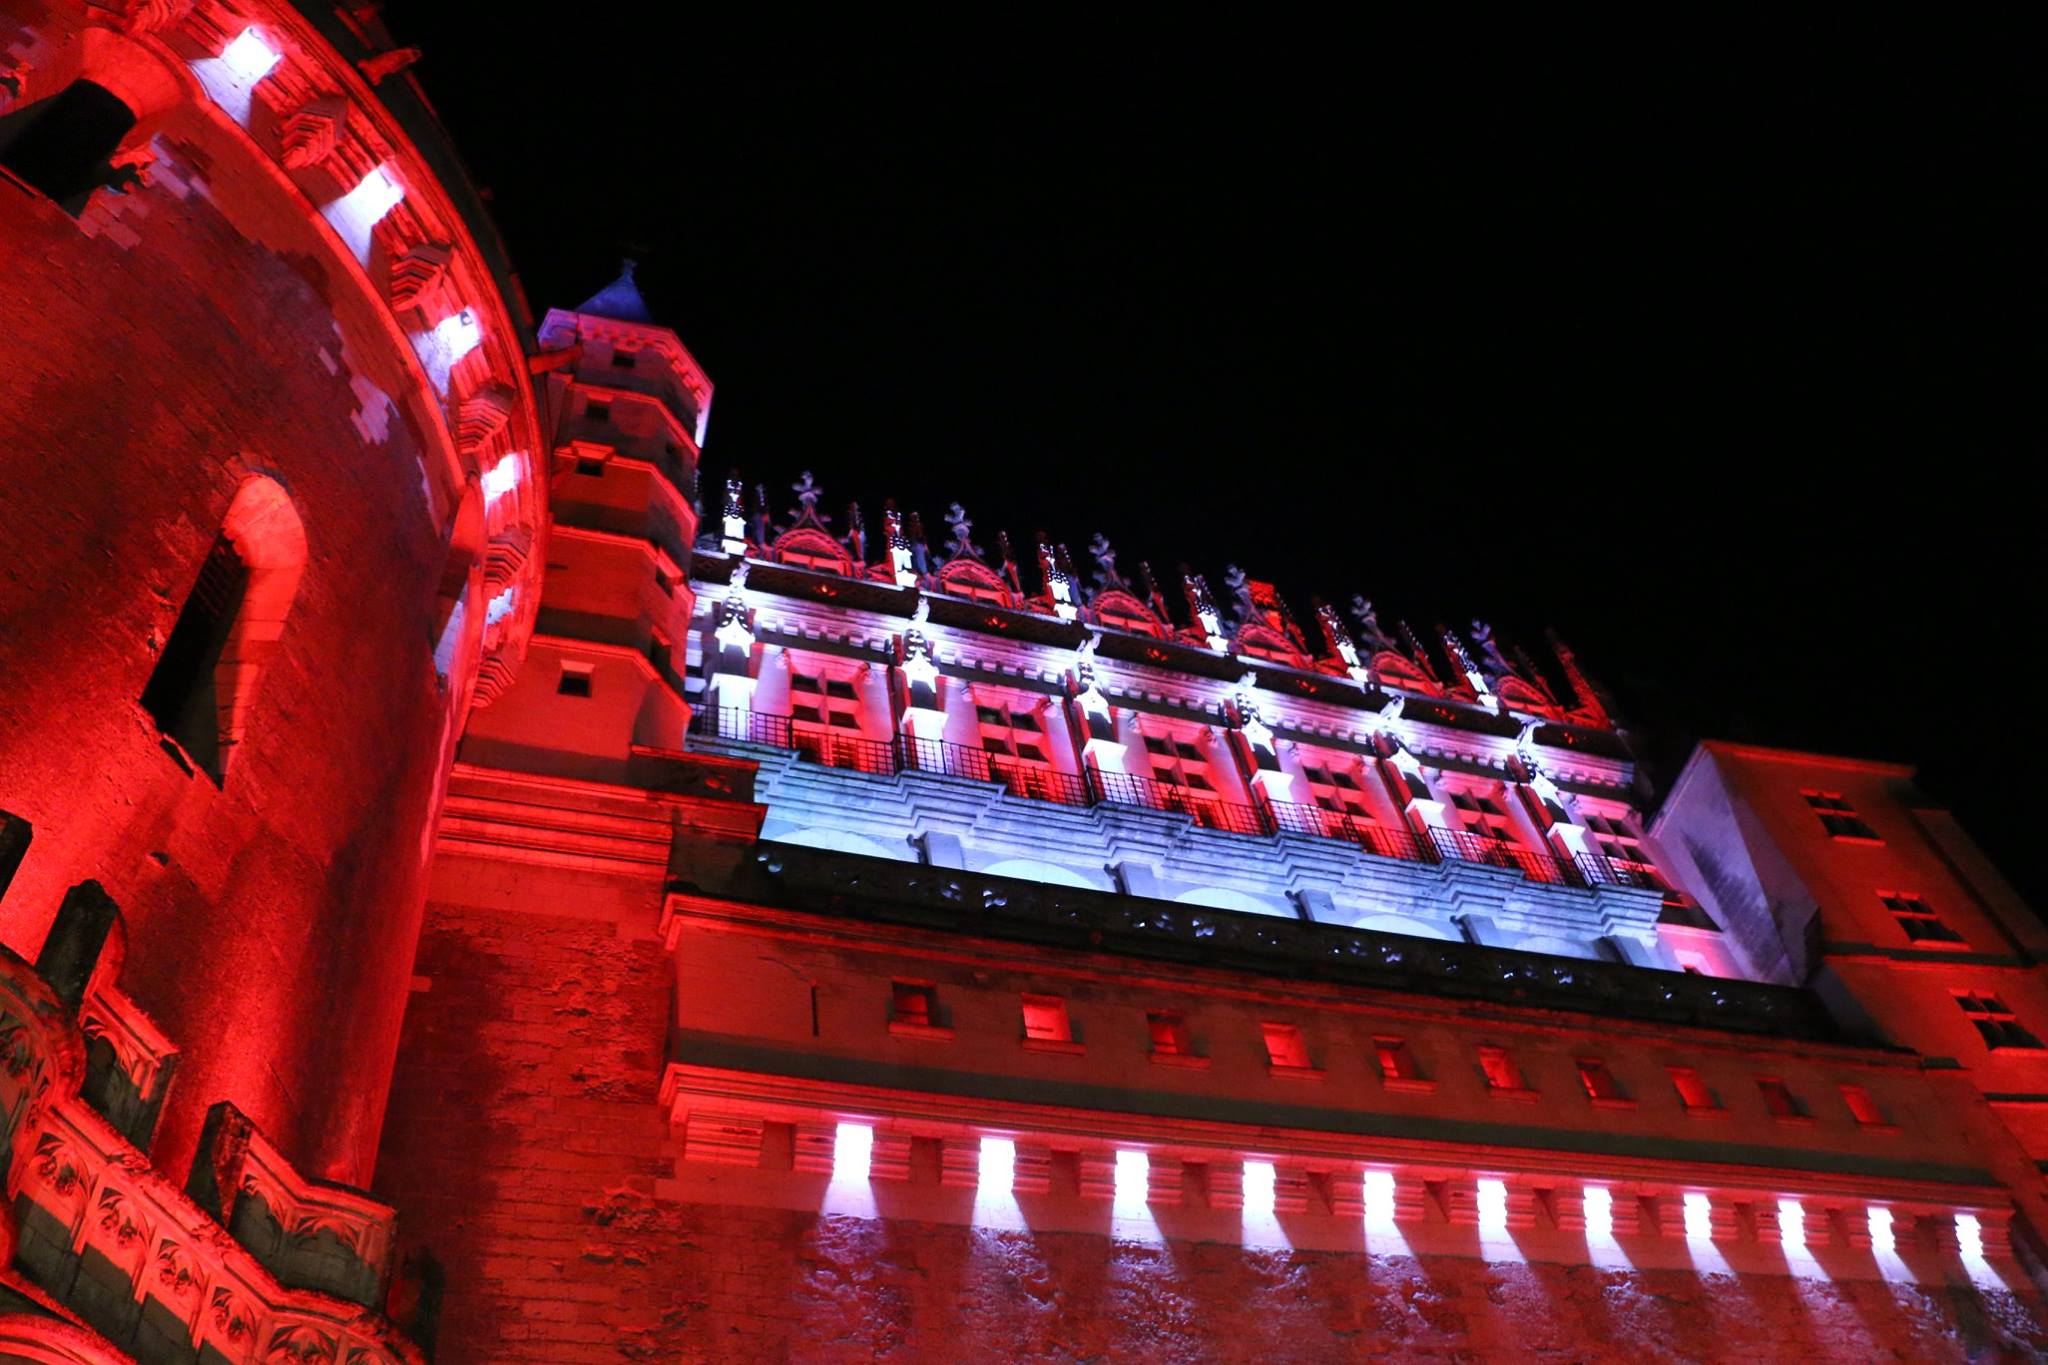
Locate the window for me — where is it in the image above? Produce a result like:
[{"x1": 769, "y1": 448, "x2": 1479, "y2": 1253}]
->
[
  {"x1": 0, "y1": 80, "x2": 138, "y2": 216},
  {"x1": 1667, "y1": 1066, "x2": 1722, "y2": 1114},
  {"x1": 576, "y1": 456, "x2": 606, "y2": 477},
  {"x1": 142, "y1": 532, "x2": 249, "y2": 779},
  {"x1": 1575, "y1": 1058, "x2": 1633, "y2": 1107},
  {"x1": 790, "y1": 668, "x2": 862, "y2": 731},
  {"x1": 139, "y1": 480, "x2": 306, "y2": 783},
  {"x1": 1373, "y1": 1037, "x2": 1433, "y2": 1092},
  {"x1": 1882, "y1": 893, "x2": 1964, "y2": 945},
  {"x1": 1393, "y1": 766, "x2": 1433, "y2": 804},
  {"x1": 1583, "y1": 813, "x2": 1666, "y2": 887},
  {"x1": 1955, "y1": 993, "x2": 2043, "y2": 1050},
  {"x1": 1020, "y1": 994, "x2": 1079, "y2": 1052},
  {"x1": 586, "y1": 400, "x2": 612, "y2": 424},
  {"x1": 1803, "y1": 791, "x2": 1880, "y2": 842},
  {"x1": 0, "y1": 809, "x2": 28, "y2": 905},
  {"x1": 888, "y1": 982, "x2": 949, "y2": 1039},
  {"x1": 1449, "y1": 791, "x2": 1519, "y2": 843},
  {"x1": 557, "y1": 664, "x2": 593, "y2": 697},
  {"x1": 1261, "y1": 1022, "x2": 1314, "y2": 1073},
  {"x1": 612, "y1": 348, "x2": 637, "y2": 369},
  {"x1": 1142, "y1": 729, "x2": 1217, "y2": 801},
  {"x1": 977, "y1": 699, "x2": 1050, "y2": 765},
  {"x1": 1838, "y1": 1083, "x2": 1890, "y2": 1128},
  {"x1": 1756, "y1": 1078, "x2": 1807, "y2": 1120},
  {"x1": 1477, "y1": 1046, "x2": 1529, "y2": 1095},
  {"x1": 1148, "y1": 1011, "x2": 1190, "y2": 1055},
  {"x1": 1300, "y1": 756, "x2": 1375, "y2": 830}
]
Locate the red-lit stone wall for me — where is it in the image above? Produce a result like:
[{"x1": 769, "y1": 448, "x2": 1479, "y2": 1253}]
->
[
  {"x1": 376, "y1": 859, "x2": 2048, "y2": 1363},
  {"x1": 0, "y1": 105, "x2": 463, "y2": 1186}
]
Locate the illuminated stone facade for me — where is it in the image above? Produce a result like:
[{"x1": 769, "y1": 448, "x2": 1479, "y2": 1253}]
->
[{"x1": 4, "y1": 3, "x2": 2048, "y2": 1360}]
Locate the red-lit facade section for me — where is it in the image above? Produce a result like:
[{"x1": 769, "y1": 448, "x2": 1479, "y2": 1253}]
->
[{"x1": 5, "y1": 1, "x2": 2048, "y2": 1361}]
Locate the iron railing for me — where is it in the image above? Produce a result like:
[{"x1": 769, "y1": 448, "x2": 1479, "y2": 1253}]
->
[{"x1": 689, "y1": 705, "x2": 1655, "y2": 891}]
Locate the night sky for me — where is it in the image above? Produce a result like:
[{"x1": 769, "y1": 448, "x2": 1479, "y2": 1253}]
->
[{"x1": 384, "y1": 16, "x2": 2040, "y2": 903}]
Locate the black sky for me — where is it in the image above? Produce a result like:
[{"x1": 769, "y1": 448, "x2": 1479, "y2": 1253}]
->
[{"x1": 383, "y1": 15, "x2": 2042, "y2": 903}]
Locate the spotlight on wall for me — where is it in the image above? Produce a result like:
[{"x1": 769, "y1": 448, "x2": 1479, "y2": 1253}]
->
[
  {"x1": 979, "y1": 1137, "x2": 1016, "y2": 1197},
  {"x1": 481, "y1": 452, "x2": 521, "y2": 508},
  {"x1": 1476, "y1": 1178, "x2": 1509, "y2": 1235},
  {"x1": 832, "y1": 1122, "x2": 873, "y2": 1183},
  {"x1": 222, "y1": 28, "x2": 282, "y2": 83},
  {"x1": 1363, "y1": 1170, "x2": 1397, "y2": 1226},
  {"x1": 1777, "y1": 1198, "x2": 1806, "y2": 1251},
  {"x1": 1583, "y1": 1186, "x2": 1615, "y2": 1240},
  {"x1": 1683, "y1": 1193, "x2": 1713, "y2": 1242}
]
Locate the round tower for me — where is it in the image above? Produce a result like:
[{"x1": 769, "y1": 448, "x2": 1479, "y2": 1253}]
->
[{"x1": 0, "y1": 0, "x2": 545, "y2": 1191}]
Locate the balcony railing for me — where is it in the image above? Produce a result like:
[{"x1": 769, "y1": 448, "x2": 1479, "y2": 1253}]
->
[{"x1": 690, "y1": 706, "x2": 1655, "y2": 892}]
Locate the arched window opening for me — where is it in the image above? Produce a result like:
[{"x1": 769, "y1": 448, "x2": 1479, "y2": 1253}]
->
[
  {"x1": 142, "y1": 477, "x2": 305, "y2": 782},
  {"x1": 0, "y1": 79, "x2": 138, "y2": 216}
]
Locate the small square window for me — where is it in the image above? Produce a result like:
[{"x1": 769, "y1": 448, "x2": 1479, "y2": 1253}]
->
[
  {"x1": 558, "y1": 665, "x2": 593, "y2": 698},
  {"x1": 1374, "y1": 1038, "x2": 1417, "y2": 1081},
  {"x1": 1262, "y1": 1022, "x2": 1312, "y2": 1071},
  {"x1": 1477, "y1": 1045, "x2": 1526, "y2": 1093},
  {"x1": 888, "y1": 986, "x2": 937, "y2": 1031},
  {"x1": 586, "y1": 400, "x2": 612, "y2": 423},
  {"x1": 576, "y1": 456, "x2": 606, "y2": 476},
  {"x1": 1146, "y1": 1010, "x2": 1208, "y2": 1069},
  {"x1": 1021, "y1": 994, "x2": 1071, "y2": 1043},
  {"x1": 1839, "y1": 1083, "x2": 1890, "y2": 1128},
  {"x1": 1667, "y1": 1065, "x2": 1721, "y2": 1113},
  {"x1": 1757, "y1": 1077, "x2": 1806, "y2": 1120},
  {"x1": 1148, "y1": 1011, "x2": 1190, "y2": 1055},
  {"x1": 1374, "y1": 1037, "x2": 1434, "y2": 1092},
  {"x1": 612, "y1": 348, "x2": 637, "y2": 369},
  {"x1": 1576, "y1": 1058, "x2": 1632, "y2": 1106}
]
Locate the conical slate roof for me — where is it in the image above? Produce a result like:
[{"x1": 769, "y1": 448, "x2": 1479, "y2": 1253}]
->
[{"x1": 576, "y1": 259, "x2": 655, "y2": 323}]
